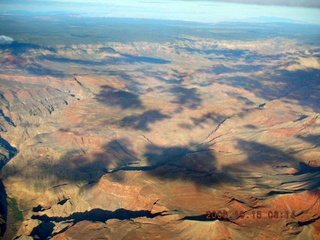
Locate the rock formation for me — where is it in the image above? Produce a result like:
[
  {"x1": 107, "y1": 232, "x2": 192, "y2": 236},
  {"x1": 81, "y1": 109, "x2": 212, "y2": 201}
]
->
[{"x1": 0, "y1": 17, "x2": 319, "y2": 239}]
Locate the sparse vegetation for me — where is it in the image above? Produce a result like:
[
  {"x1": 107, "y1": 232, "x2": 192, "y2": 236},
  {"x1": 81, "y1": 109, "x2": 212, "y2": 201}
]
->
[{"x1": 7, "y1": 197, "x2": 23, "y2": 232}]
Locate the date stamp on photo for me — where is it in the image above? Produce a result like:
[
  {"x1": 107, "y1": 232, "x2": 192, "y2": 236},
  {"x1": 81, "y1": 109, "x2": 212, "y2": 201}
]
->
[{"x1": 205, "y1": 210, "x2": 296, "y2": 220}]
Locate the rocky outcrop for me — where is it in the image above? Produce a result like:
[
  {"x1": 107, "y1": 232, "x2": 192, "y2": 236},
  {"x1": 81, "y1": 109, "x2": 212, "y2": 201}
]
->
[{"x1": 0, "y1": 20, "x2": 319, "y2": 239}]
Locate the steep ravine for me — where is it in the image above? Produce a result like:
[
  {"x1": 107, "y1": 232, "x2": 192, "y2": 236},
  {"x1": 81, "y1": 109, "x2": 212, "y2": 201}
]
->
[{"x1": 0, "y1": 136, "x2": 19, "y2": 239}]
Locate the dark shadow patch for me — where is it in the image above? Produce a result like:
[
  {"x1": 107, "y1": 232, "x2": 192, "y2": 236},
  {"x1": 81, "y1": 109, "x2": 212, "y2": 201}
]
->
[
  {"x1": 109, "y1": 170, "x2": 126, "y2": 183},
  {"x1": 202, "y1": 63, "x2": 262, "y2": 76},
  {"x1": 143, "y1": 144, "x2": 190, "y2": 167},
  {"x1": 190, "y1": 112, "x2": 226, "y2": 128},
  {"x1": 219, "y1": 68, "x2": 320, "y2": 112},
  {"x1": 236, "y1": 140, "x2": 299, "y2": 167},
  {"x1": 104, "y1": 70, "x2": 144, "y2": 93},
  {"x1": 266, "y1": 190, "x2": 297, "y2": 196},
  {"x1": 205, "y1": 48, "x2": 248, "y2": 58},
  {"x1": 26, "y1": 65, "x2": 67, "y2": 78},
  {"x1": 37, "y1": 55, "x2": 106, "y2": 66},
  {"x1": 181, "y1": 214, "x2": 213, "y2": 221},
  {"x1": 183, "y1": 47, "x2": 250, "y2": 61},
  {"x1": 0, "y1": 182, "x2": 7, "y2": 237},
  {"x1": 138, "y1": 143, "x2": 239, "y2": 187},
  {"x1": 57, "y1": 199, "x2": 69, "y2": 206},
  {"x1": 220, "y1": 76, "x2": 268, "y2": 97},
  {"x1": 0, "y1": 137, "x2": 18, "y2": 170},
  {"x1": 104, "y1": 139, "x2": 138, "y2": 167},
  {"x1": 294, "y1": 162, "x2": 320, "y2": 175},
  {"x1": 32, "y1": 205, "x2": 45, "y2": 213},
  {"x1": 70, "y1": 34, "x2": 91, "y2": 38},
  {"x1": 178, "y1": 123, "x2": 193, "y2": 129},
  {"x1": 158, "y1": 69, "x2": 187, "y2": 84},
  {"x1": 98, "y1": 47, "x2": 117, "y2": 54},
  {"x1": 3, "y1": 136, "x2": 319, "y2": 198},
  {"x1": 235, "y1": 95, "x2": 255, "y2": 106},
  {"x1": 154, "y1": 75, "x2": 183, "y2": 85},
  {"x1": 30, "y1": 221, "x2": 55, "y2": 240},
  {"x1": 0, "y1": 136, "x2": 18, "y2": 237},
  {"x1": 100, "y1": 139, "x2": 240, "y2": 187},
  {"x1": 297, "y1": 134, "x2": 320, "y2": 146},
  {"x1": 0, "y1": 110, "x2": 15, "y2": 128},
  {"x1": 143, "y1": 69, "x2": 187, "y2": 85},
  {"x1": 145, "y1": 165, "x2": 236, "y2": 187},
  {"x1": 96, "y1": 85, "x2": 144, "y2": 110},
  {"x1": 121, "y1": 54, "x2": 171, "y2": 64},
  {"x1": 38, "y1": 53, "x2": 170, "y2": 67},
  {"x1": 119, "y1": 110, "x2": 170, "y2": 131},
  {"x1": 1, "y1": 137, "x2": 238, "y2": 189},
  {"x1": 181, "y1": 213, "x2": 230, "y2": 222},
  {"x1": 29, "y1": 208, "x2": 165, "y2": 237},
  {"x1": 274, "y1": 69, "x2": 320, "y2": 111},
  {"x1": 233, "y1": 139, "x2": 320, "y2": 193},
  {"x1": 0, "y1": 139, "x2": 136, "y2": 184},
  {"x1": 236, "y1": 64, "x2": 264, "y2": 73},
  {"x1": 210, "y1": 64, "x2": 235, "y2": 75},
  {"x1": 43, "y1": 154, "x2": 110, "y2": 183},
  {"x1": 259, "y1": 103, "x2": 266, "y2": 108},
  {"x1": 170, "y1": 86, "x2": 202, "y2": 111},
  {"x1": 0, "y1": 138, "x2": 138, "y2": 185},
  {"x1": 0, "y1": 42, "x2": 45, "y2": 56},
  {"x1": 31, "y1": 208, "x2": 164, "y2": 224},
  {"x1": 293, "y1": 115, "x2": 308, "y2": 122},
  {"x1": 244, "y1": 124, "x2": 257, "y2": 129}
]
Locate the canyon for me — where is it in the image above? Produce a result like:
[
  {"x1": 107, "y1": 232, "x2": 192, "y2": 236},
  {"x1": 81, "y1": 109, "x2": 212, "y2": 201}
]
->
[{"x1": 0, "y1": 16, "x2": 320, "y2": 239}]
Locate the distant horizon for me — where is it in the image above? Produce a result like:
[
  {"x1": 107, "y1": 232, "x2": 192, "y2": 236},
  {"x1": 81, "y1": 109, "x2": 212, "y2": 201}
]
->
[
  {"x1": 1, "y1": 0, "x2": 319, "y2": 25},
  {"x1": 3, "y1": 0, "x2": 320, "y2": 8}
]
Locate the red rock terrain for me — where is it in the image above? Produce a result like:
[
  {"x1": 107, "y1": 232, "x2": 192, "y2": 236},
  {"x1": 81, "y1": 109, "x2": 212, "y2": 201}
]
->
[{"x1": 0, "y1": 28, "x2": 320, "y2": 240}]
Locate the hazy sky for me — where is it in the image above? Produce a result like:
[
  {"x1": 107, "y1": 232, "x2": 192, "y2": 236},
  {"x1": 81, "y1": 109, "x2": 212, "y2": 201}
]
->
[
  {"x1": 6, "y1": 0, "x2": 320, "y2": 7},
  {"x1": 1, "y1": 0, "x2": 320, "y2": 24},
  {"x1": 177, "y1": 0, "x2": 320, "y2": 8}
]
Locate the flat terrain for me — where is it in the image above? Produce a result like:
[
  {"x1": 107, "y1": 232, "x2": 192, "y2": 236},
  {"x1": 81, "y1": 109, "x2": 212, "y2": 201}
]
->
[{"x1": 0, "y1": 16, "x2": 320, "y2": 239}]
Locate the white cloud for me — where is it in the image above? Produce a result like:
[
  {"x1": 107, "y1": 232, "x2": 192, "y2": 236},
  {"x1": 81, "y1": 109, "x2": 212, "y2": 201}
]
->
[{"x1": 0, "y1": 35, "x2": 14, "y2": 45}]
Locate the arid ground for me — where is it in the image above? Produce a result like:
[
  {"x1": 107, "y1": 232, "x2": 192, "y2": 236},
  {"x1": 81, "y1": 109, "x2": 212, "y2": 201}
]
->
[{"x1": 0, "y1": 15, "x2": 320, "y2": 239}]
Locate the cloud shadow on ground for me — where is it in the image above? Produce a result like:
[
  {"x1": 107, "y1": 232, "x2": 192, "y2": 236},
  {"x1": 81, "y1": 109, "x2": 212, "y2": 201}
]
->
[
  {"x1": 2, "y1": 137, "x2": 319, "y2": 199},
  {"x1": 297, "y1": 134, "x2": 320, "y2": 146},
  {"x1": 38, "y1": 53, "x2": 170, "y2": 66},
  {"x1": 230, "y1": 139, "x2": 320, "y2": 195},
  {"x1": 219, "y1": 68, "x2": 320, "y2": 112},
  {"x1": 119, "y1": 110, "x2": 170, "y2": 131},
  {"x1": 95, "y1": 85, "x2": 144, "y2": 110},
  {"x1": 26, "y1": 65, "x2": 67, "y2": 78},
  {"x1": 169, "y1": 86, "x2": 202, "y2": 112}
]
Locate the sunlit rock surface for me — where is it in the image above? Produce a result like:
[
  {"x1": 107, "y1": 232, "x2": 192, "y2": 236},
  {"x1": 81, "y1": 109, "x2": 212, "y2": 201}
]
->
[{"x1": 0, "y1": 16, "x2": 319, "y2": 239}]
